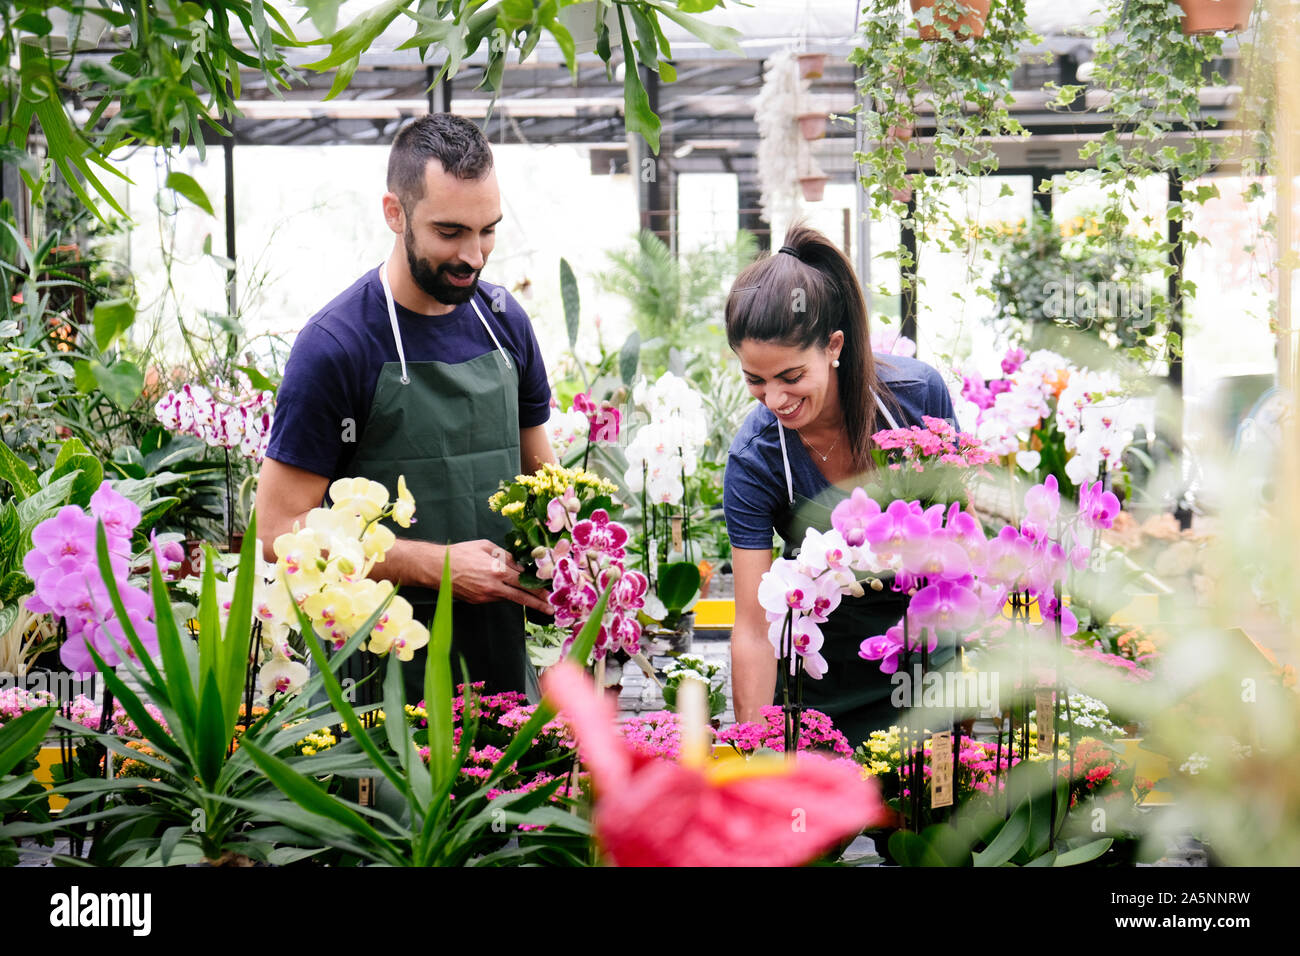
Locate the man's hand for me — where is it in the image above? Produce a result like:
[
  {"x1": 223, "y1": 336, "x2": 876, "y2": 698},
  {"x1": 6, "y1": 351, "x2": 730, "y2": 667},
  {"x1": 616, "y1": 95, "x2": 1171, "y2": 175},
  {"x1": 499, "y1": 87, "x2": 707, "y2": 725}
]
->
[{"x1": 444, "y1": 539, "x2": 553, "y2": 615}]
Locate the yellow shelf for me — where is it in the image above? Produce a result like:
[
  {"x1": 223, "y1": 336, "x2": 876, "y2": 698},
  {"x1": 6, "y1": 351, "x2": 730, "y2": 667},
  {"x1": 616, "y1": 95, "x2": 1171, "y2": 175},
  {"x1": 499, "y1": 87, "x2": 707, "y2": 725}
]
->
[
  {"x1": 34, "y1": 746, "x2": 70, "y2": 811},
  {"x1": 694, "y1": 599, "x2": 735, "y2": 630}
]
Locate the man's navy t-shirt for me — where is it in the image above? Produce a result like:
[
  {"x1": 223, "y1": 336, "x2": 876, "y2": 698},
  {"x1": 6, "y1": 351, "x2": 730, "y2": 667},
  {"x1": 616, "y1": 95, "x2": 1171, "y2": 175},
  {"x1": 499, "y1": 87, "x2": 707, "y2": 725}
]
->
[
  {"x1": 267, "y1": 267, "x2": 552, "y2": 481},
  {"x1": 723, "y1": 354, "x2": 958, "y2": 551}
]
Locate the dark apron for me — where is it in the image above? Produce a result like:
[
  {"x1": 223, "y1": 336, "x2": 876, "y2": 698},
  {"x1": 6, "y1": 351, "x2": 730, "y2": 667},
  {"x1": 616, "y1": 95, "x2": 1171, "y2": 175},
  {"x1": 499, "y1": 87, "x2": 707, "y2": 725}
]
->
[
  {"x1": 771, "y1": 411, "x2": 955, "y2": 748},
  {"x1": 341, "y1": 267, "x2": 534, "y2": 704}
]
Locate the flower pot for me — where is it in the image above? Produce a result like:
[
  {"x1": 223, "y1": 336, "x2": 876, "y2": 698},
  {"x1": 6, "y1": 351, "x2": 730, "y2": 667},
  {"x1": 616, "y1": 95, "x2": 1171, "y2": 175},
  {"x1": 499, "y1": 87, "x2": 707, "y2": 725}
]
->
[
  {"x1": 642, "y1": 612, "x2": 695, "y2": 658},
  {"x1": 557, "y1": 0, "x2": 623, "y2": 55},
  {"x1": 799, "y1": 175, "x2": 829, "y2": 202},
  {"x1": 796, "y1": 112, "x2": 828, "y2": 140},
  {"x1": 909, "y1": 0, "x2": 990, "y2": 41},
  {"x1": 886, "y1": 123, "x2": 914, "y2": 143},
  {"x1": 795, "y1": 52, "x2": 827, "y2": 80},
  {"x1": 1174, "y1": 0, "x2": 1254, "y2": 34}
]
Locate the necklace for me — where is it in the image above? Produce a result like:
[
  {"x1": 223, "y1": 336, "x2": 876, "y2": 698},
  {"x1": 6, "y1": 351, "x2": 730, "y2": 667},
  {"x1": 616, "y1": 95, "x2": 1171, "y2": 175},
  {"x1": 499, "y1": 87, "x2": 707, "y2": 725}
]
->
[{"x1": 798, "y1": 429, "x2": 841, "y2": 463}]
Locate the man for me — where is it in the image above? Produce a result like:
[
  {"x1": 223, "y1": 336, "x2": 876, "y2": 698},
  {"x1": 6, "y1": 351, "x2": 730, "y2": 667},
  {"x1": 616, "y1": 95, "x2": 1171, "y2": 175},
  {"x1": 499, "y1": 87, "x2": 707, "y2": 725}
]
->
[{"x1": 257, "y1": 113, "x2": 555, "y2": 699}]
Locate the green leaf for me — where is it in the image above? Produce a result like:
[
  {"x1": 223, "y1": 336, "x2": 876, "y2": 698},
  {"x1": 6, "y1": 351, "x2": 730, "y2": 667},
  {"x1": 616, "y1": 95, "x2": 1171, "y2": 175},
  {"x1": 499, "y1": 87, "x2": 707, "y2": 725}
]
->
[
  {"x1": 164, "y1": 171, "x2": 215, "y2": 216},
  {"x1": 973, "y1": 801, "x2": 1030, "y2": 867},
  {"x1": 0, "y1": 572, "x2": 28, "y2": 605},
  {"x1": 194, "y1": 672, "x2": 227, "y2": 790},
  {"x1": 0, "y1": 604, "x2": 20, "y2": 647},
  {"x1": 619, "y1": 331, "x2": 641, "y2": 385},
  {"x1": 559, "y1": 257, "x2": 580, "y2": 349},
  {"x1": 656, "y1": 561, "x2": 700, "y2": 612},
  {"x1": 15, "y1": 13, "x2": 53, "y2": 37},
  {"x1": 0, "y1": 706, "x2": 55, "y2": 778},
  {"x1": 88, "y1": 360, "x2": 144, "y2": 410},
  {"x1": 888, "y1": 828, "x2": 945, "y2": 866},
  {"x1": 645, "y1": 1, "x2": 741, "y2": 54},
  {"x1": 15, "y1": 472, "x2": 79, "y2": 527},
  {"x1": 236, "y1": 739, "x2": 404, "y2": 864},
  {"x1": 1053, "y1": 837, "x2": 1113, "y2": 866},
  {"x1": 92, "y1": 298, "x2": 136, "y2": 351},
  {"x1": 0, "y1": 441, "x2": 39, "y2": 499},
  {"x1": 426, "y1": 552, "x2": 455, "y2": 795},
  {"x1": 615, "y1": 8, "x2": 660, "y2": 153},
  {"x1": 235, "y1": 364, "x2": 276, "y2": 393}
]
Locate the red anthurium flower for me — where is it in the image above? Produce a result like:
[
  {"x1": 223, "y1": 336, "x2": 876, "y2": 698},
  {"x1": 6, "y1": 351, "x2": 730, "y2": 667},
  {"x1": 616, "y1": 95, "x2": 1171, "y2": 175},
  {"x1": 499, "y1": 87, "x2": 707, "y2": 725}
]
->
[{"x1": 542, "y1": 661, "x2": 883, "y2": 867}]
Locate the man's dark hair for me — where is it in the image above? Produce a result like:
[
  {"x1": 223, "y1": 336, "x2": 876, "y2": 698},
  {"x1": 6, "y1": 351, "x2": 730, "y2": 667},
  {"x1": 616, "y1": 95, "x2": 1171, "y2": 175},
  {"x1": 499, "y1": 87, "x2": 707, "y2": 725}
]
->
[{"x1": 387, "y1": 113, "x2": 493, "y2": 215}]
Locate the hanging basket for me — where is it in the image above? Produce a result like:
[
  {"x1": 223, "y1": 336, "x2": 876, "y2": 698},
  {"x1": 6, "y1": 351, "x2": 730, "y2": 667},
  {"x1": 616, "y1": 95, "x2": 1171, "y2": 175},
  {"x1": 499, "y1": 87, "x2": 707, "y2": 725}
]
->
[
  {"x1": 799, "y1": 175, "x2": 829, "y2": 202},
  {"x1": 795, "y1": 52, "x2": 828, "y2": 79},
  {"x1": 886, "y1": 123, "x2": 914, "y2": 143},
  {"x1": 909, "y1": 0, "x2": 990, "y2": 41},
  {"x1": 1174, "y1": 0, "x2": 1254, "y2": 34},
  {"x1": 796, "y1": 112, "x2": 828, "y2": 140}
]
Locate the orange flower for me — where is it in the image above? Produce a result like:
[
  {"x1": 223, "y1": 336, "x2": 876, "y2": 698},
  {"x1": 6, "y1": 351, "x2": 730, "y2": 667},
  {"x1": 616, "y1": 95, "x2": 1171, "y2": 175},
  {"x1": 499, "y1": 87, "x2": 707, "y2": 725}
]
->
[{"x1": 1043, "y1": 368, "x2": 1070, "y2": 399}]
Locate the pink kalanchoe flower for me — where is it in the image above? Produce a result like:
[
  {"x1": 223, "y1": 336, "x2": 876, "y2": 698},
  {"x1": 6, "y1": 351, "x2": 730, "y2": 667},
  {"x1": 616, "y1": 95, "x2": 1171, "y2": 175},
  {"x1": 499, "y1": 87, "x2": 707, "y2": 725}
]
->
[{"x1": 830, "y1": 487, "x2": 882, "y2": 548}]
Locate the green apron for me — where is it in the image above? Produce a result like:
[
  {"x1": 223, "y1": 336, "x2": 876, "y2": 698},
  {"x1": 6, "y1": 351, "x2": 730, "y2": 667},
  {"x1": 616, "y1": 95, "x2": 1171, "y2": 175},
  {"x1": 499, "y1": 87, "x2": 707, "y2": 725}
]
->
[
  {"x1": 340, "y1": 265, "x2": 534, "y2": 704},
  {"x1": 771, "y1": 401, "x2": 955, "y2": 749}
]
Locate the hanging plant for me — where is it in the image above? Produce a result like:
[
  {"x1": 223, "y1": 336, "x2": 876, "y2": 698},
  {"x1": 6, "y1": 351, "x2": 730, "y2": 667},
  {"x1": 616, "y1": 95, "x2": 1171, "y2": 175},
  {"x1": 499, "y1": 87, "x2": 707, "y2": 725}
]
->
[
  {"x1": 852, "y1": 0, "x2": 1037, "y2": 251},
  {"x1": 1049, "y1": 0, "x2": 1245, "y2": 364},
  {"x1": 909, "y1": 0, "x2": 992, "y2": 41},
  {"x1": 1174, "y1": 0, "x2": 1256, "y2": 35},
  {"x1": 756, "y1": 49, "x2": 820, "y2": 223}
]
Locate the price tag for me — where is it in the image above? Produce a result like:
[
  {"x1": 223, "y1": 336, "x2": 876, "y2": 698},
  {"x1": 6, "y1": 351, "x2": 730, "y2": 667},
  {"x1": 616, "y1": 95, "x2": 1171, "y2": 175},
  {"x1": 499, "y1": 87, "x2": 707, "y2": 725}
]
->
[
  {"x1": 930, "y1": 731, "x2": 953, "y2": 809},
  {"x1": 1035, "y1": 689, "x2": 1055, "y2": 754}
]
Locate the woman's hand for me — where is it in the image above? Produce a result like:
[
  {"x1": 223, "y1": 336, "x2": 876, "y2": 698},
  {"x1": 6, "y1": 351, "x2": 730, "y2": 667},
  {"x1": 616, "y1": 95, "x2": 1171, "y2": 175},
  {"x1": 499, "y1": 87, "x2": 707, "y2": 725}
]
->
[{"x1": 729, "y1": 547, "x2": 779, "y2": 724}]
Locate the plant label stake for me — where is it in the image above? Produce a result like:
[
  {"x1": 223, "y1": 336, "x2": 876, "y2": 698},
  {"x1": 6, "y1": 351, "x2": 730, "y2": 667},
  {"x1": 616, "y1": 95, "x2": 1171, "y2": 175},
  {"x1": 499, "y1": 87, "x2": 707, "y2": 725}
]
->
[
  {"x1": 358, "y1": 776, "x2": 373, "y2": 807},
  {"x1": 1035, "y1": 688, "x2": 1055, "y2": 755},
  {"x1": 930, "y1": 731, "x2": 953, "y2": 808}
]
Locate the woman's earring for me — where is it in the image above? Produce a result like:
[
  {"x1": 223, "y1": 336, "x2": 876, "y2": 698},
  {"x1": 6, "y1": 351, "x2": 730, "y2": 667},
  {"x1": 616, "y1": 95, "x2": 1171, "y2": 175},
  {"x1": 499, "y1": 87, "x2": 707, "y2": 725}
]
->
[{"x1": 832, "y1": 359, "x2": 840, "y2": 368}]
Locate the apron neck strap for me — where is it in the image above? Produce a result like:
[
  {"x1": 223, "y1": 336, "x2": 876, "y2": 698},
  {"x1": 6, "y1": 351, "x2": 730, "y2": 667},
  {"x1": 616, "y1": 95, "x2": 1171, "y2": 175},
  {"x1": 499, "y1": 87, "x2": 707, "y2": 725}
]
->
[
  {"x1": 379, "y1": 263, "x2": 515, "y2": 379},
  {"x1": 470, "y1": 297, "x2": 513, "y2": 371},
  {"x1": 378, "y1": 263, "x2": 411, "y2": 385},
  {"x1": 776, "y1": 389, "x2": 899, "y2": 505}
]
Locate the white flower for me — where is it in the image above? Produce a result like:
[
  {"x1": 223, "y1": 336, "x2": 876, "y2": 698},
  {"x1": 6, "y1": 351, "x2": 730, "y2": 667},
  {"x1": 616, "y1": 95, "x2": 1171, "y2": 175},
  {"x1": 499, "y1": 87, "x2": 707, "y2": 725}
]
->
[{"x1": 259, "y1": 657, "x2": 309, "y2": 697}]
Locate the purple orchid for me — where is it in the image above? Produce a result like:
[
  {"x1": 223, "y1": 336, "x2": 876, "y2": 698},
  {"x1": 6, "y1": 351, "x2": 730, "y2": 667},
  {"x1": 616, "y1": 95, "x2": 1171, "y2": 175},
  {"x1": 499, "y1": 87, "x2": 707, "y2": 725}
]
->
[
  {"x1": 572, "y1": 509, "x2": 629, "y2": 561},
  {"x1": 830, "y1": 487, "x2": 881, "y2": 547},
  {"x1": 1078, "y1": 479, "x2": 1121, "y2": 530}
]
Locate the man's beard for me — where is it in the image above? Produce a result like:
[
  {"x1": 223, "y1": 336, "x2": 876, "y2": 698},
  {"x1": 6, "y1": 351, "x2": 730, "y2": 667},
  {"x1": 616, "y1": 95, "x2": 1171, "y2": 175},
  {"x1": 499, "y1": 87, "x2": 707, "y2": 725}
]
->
[{"x1": 404, "y1": 222, "x2": 479, "y2": 305}]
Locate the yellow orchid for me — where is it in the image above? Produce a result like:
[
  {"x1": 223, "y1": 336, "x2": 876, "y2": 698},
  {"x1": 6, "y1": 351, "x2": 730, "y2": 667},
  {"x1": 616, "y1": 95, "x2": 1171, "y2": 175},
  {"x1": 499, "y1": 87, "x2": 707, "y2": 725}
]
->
[
  {"x1": 329, "y1": 476, "x2": 390, "y2": 522},
  {"x1": 362, "y1": 522, "x2": 396, "y2": 560},
  {"x1": 393, "y1": 474, "x2": 416, "y2": 528}
]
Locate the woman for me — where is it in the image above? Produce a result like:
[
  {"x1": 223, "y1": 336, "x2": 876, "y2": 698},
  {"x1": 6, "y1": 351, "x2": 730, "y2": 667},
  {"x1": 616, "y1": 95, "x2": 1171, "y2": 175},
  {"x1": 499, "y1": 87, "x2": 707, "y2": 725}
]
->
[{"x1": 722, "y1": 223, "x2": 958, "y2": 746}]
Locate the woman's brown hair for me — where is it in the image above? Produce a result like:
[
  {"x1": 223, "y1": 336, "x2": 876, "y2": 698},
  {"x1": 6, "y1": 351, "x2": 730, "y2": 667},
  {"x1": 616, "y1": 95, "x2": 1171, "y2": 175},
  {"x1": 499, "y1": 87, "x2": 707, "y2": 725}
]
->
[{"x1": 725, "y1": 222, "x2": 887, "y2": 473}]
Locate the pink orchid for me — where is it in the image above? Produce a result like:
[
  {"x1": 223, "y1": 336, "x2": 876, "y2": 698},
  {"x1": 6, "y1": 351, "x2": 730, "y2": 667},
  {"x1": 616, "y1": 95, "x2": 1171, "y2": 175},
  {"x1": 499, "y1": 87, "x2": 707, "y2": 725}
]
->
[
  {"x1": 1078, "y1": 479, "x2": 1121, "y2": 530},
  {"x1": 859, "y1": 622, "x2": 905, "y2": 674},
  {"x1": 908, "y1": 579, "x2": 981, "y2": 632},
  {"x1": 572, "y1": 509, "x2": 629, "y2": 560},
  {"x1": 830, "y1": 487, "x2": 881, "y2": 547}
]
